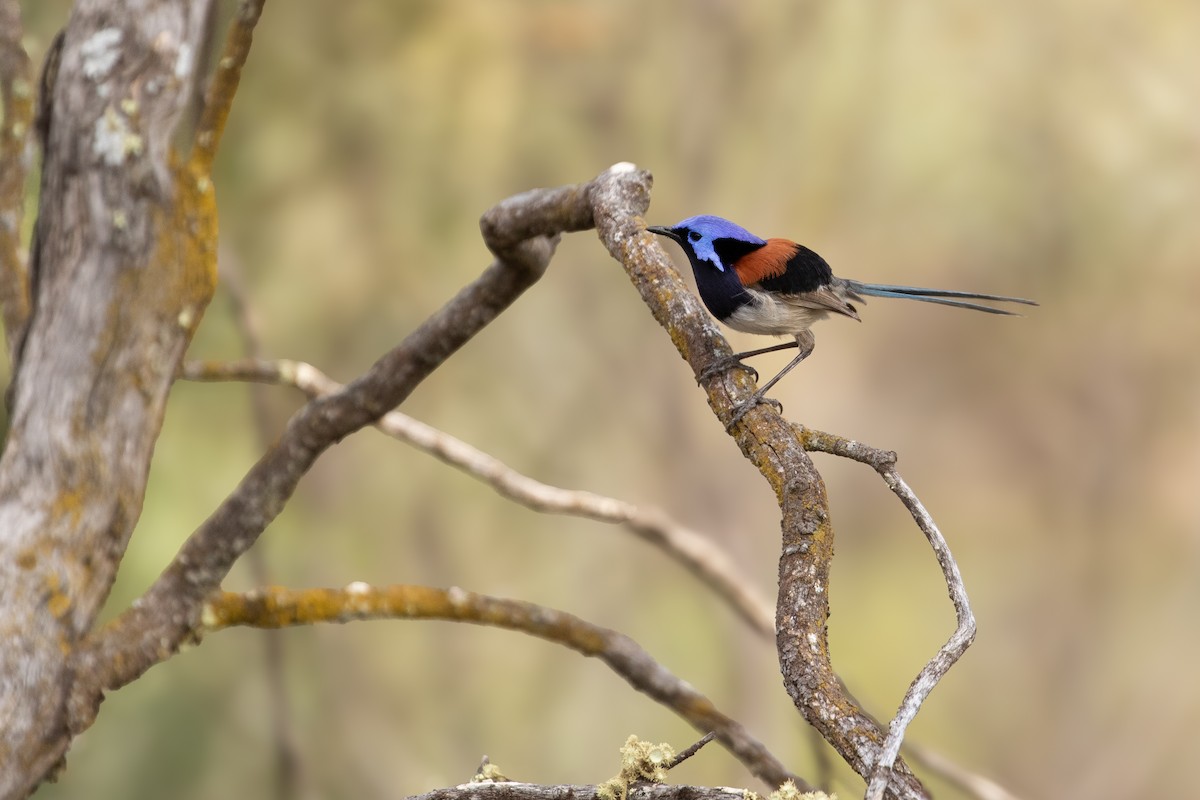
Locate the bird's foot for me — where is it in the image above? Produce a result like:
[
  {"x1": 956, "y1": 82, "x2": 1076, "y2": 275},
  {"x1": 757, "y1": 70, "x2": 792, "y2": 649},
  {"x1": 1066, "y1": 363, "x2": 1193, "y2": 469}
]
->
[
  {"x1": 725, "y1": 393, "x2": 783, "y2": 431},
  {"x1": 697, "y1": 354, "x2": 759, "y2": 385}
]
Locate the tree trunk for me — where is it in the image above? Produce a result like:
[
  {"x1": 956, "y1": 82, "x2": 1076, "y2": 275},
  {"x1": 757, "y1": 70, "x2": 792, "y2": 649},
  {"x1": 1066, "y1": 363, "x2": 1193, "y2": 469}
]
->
[{"x1": 0, "y1": 1, "x2": 216, "y2": 794}]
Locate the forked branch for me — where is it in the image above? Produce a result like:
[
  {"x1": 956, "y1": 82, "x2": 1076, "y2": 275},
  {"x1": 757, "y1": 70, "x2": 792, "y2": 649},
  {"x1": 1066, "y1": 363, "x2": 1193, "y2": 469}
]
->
[
  {"x1": 799, "y1": 429, "x2": 976, "y2": 800},
  {"x1": 75, "y1": 164, "x2": 653, "y2": 719}
]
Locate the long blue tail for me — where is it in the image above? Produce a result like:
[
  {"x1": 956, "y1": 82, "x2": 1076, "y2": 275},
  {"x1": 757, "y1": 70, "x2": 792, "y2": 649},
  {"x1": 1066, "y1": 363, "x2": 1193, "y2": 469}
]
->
[{"x1": 844, "y1": 280, "x2": 1038, "y2": 316}]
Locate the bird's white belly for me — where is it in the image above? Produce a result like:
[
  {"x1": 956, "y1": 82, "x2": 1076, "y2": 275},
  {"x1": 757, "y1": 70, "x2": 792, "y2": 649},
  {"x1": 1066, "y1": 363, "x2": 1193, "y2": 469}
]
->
[{"x1": 725, "y1": 289, "x2": 829, "y2": 337}]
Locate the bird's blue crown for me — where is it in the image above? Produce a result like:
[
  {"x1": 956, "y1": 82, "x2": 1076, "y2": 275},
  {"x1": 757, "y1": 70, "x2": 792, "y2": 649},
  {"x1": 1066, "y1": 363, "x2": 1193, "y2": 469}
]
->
[{"x1": 670, "y1": 215, "x2": 766, "y2": 272}]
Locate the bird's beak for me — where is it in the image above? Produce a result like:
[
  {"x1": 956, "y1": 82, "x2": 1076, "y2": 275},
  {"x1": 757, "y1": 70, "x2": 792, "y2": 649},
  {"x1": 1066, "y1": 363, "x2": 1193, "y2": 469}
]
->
[{"x1": 645, "y1": 225, "x2": 680, "y2": 242}]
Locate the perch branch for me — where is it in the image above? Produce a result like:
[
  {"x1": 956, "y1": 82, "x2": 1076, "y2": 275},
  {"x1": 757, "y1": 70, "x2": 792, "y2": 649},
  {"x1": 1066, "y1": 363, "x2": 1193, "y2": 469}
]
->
[
  {"x1": 797, "y1": 427, "x2": 976, "y2": 800},
  {"x1": 181, "y1": 356, "x2": 776, "y2": 637},
  {"x1": 77, "y1": 165, "x2": 649, "y2": 717},
  {"x1": 203, "y1": 585, "x2": 805, "y2": 790},
  {"x1": 586, "y1": 171, "x2": 927, "y2": 799},
  {"x1": 190, "y1": 0, "x2": 266, "y2": 175}
]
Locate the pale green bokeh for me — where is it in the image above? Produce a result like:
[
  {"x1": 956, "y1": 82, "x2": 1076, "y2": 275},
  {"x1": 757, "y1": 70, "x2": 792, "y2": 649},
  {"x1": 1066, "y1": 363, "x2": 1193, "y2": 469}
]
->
[{"x1": 17, "y1": 1, "x2": 1200, "y2": 798}]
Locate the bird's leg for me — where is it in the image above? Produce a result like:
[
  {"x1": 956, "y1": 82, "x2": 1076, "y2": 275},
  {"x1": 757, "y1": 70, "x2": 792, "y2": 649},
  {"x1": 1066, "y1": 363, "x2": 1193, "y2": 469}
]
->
[
  {"x1": 696, "y1": 341, "x2": 798, "y2": 385},
  {"x1": 725, "y1": 331, "x2": 816, "y2": 430}
]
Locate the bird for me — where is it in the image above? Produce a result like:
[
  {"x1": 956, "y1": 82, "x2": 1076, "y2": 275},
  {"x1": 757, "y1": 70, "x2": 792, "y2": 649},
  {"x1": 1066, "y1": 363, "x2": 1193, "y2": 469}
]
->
[{"x1": 646, "y1": 215, "x2": 1037, "y2": 428}]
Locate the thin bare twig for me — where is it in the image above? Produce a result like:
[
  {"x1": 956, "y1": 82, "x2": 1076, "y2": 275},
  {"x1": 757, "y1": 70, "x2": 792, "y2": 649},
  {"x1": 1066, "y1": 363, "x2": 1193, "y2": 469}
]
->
[
  {"x1": 181, "y1": 356, "x2": 776, "y2": 637},
  {"x1": 903, "y1": 743, "x2": 1023, "y2": 800},
  {"x1": 797, "y1": 426, "x2": 976, "y2": 800},
  {"x1": 666, "y1": 732, "x2": 716, "y2": 770},
  {"x1": 203, "y1": 585, "x2": 806, "y2": 790}
]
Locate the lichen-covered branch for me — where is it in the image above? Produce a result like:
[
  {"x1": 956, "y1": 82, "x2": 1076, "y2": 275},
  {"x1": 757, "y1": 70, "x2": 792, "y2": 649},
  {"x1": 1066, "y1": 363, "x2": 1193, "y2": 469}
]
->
[
  {"x1": 203, "y1": 584, "x2": 805, "y2": 790},
  {"x1": 181, "y1": 356, "x2": 776, "y2": 636},
  {"x1": 0, "y1": 0, "x2": 33, "y2": 356},
  {"x1": 410, "y1": 782, "x2": 763, "y2": 800}
]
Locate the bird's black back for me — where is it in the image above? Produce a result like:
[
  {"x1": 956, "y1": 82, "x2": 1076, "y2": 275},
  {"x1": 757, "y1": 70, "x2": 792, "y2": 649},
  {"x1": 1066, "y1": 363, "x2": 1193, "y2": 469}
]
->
[{"x1": 755, "y1": 244, "x2": 834, "y2": 295}]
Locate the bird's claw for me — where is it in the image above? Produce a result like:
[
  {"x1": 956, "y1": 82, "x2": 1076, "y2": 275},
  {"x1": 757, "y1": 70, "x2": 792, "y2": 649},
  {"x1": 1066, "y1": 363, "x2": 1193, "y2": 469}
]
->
[
  {"x1": 697, "y1": 356, "x2": 759, "y2": 385},
  {"x1": 725, "y1": 393, "x2": 784, "y2": 431}
]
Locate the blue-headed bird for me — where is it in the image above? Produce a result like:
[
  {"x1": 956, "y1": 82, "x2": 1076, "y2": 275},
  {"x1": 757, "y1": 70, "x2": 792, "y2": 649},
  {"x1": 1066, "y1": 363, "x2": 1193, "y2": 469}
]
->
[{"x1": 647, "y1": 215, "x2": 1036, "y2": 428}]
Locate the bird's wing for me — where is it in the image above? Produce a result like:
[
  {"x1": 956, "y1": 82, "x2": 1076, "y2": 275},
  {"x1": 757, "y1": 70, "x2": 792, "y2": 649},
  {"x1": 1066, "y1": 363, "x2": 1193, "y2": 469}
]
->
[
  {"x1": 734, "y1": 239, "x2": 857, "y2": 320},
  {"x1": 736, "y1": 239, "x2": 836, "y2": 295},
  {"x1": 733, "y1": 239, "x2": 801, "y2": 286},
  {"x1": 777, "y1": 284, "x2": 861, "y2": 322}
]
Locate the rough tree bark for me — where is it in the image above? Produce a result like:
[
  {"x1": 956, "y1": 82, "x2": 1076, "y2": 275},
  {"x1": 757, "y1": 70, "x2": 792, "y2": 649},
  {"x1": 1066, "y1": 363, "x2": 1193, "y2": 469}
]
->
[{"x1": 0, "y1": 1, "x2": 217, "y2": 793}]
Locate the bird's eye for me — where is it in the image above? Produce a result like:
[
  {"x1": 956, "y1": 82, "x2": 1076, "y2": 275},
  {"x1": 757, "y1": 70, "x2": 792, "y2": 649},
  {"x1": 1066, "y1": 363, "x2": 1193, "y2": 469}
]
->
[{"x1": 687, "y1": 231, "x2": 702, "y2": 243}]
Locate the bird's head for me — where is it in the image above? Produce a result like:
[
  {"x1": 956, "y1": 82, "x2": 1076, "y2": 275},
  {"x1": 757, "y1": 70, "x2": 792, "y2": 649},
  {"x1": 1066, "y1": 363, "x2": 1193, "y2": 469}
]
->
[{"x1": 647, "y1": 215, "x2": 766, "y2": 274}]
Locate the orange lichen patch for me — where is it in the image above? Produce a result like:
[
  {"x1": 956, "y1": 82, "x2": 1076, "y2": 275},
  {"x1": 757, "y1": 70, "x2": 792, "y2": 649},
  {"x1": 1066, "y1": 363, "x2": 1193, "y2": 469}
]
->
[
  {"x1": 50, "y1": 486, "x2": 88, "y2": 529},
  {"x1": 43, "y1": 571, "x2": 72, "y2": 620},
  {"x1": 732, "y1": 238, "x2": 799, "y2": 287},
  {"x1": 47, "y1": 589, "x2": 72, "y2": 621}
]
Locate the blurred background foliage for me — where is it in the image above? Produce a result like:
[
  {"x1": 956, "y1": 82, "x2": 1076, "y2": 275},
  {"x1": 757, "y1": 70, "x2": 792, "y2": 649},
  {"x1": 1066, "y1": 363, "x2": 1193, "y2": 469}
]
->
[{"x1": 13, "y1": 1, "x2": 1200, "y2": 798}]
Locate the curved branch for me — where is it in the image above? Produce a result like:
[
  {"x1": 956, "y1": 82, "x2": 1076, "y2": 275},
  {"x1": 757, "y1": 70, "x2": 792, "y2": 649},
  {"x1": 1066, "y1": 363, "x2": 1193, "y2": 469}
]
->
[
  {"x1": 797, "y1": 428, "x2": 976, "y2": 800},
  {"x1": 181, "y1": 357, "x2": 776, "y2": 637},
  {"x1": 76, "y1": 165, "x2": 650, "y2": 717},
  {"x1": 203, "y1": 585, "x2": 806, "y2": 790},
  {"x1": 796, "y1": 434, "x2": 974, "y2": 800}
]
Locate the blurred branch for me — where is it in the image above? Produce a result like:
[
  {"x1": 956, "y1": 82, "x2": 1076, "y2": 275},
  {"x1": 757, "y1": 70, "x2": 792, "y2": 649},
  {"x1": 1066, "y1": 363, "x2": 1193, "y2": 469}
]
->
[
  {"x1": 0, "y1": 0, "x2": 33, "y2": 358},
  {"x1": 903, "y1": 743, "x2": 1023, "y2": 800},
  {"x1": 181, "y1": 356, "x2": 776, "y2": 637},
  {"x1": 203, "y1": 584, "x2": 806, "y2": 790},
  {"x1": 190, "y1": 0, "x2": 267, "y2": 175},
  {"x1": 77, "y1": 164, "x2": 647, "y2": 719},
  {"x1": 798, "y1": 428, "x2": 976, "y2": 800},
  {"x1": 216, "y1": 246, "x2": 305, "y2": 800}
]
